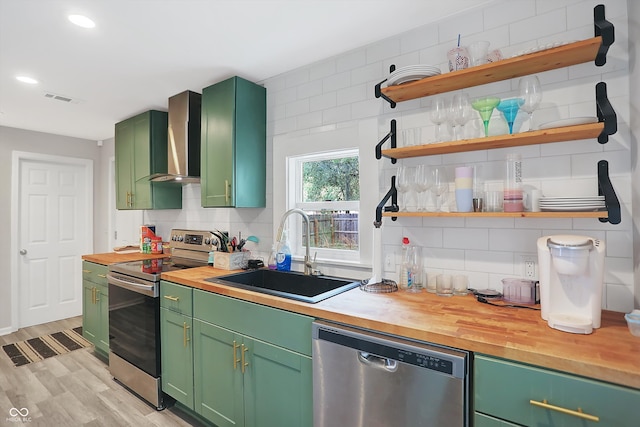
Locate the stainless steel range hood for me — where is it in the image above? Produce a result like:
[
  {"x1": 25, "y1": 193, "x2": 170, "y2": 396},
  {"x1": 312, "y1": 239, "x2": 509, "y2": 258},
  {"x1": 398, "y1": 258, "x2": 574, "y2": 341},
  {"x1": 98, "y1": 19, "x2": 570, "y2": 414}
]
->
[{"x1": 150, "y1": 90, "x2": 201, "y2": 183}]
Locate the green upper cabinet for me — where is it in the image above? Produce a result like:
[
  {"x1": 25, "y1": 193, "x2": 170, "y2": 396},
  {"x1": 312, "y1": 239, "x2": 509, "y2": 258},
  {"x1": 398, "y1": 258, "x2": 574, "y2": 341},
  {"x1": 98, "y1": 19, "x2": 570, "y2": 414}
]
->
[
  {"x1": 115, "y1": 110, "x2": 182, "y2": 210},
  {"x1": 201, "y1": 76, "x2": 266, "y2": 208}
]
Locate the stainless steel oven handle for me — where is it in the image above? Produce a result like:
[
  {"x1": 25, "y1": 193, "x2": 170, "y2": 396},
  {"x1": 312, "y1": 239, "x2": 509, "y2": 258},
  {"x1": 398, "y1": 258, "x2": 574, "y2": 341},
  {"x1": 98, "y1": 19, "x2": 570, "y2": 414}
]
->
[{"x1": 107, "y1": 273, "x2": 157, "y2": 297}]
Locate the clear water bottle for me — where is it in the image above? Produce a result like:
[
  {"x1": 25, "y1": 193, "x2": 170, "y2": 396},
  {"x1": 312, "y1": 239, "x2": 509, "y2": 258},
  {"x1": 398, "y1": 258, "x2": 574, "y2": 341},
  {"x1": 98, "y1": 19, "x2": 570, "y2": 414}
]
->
[
  {"x1": 399, "y1": 237, "x2": 411, "y2": 290},
  {"x1": 504, "y1": 153, "x2": 523, "y2": 212}
]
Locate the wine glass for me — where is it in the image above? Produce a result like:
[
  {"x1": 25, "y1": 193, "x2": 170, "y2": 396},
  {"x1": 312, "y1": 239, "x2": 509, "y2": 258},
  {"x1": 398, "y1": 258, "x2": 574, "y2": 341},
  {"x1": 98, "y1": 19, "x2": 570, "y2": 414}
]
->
[
  {"x1": 471, "y1": 97, "x2": 500, "y2": 137},
  {"x1": 429, "y1": 98, "x2": 450, "y2": 142},
  {"x1": 452, "y1": 93, "x2": 473, "y2": 140},
  {"x1": 431, "y1": 167, "x2": 449, "y2": 212},
  {"x1": 414, "y1": 164, "x2": 432, "y2": 211},
  {"x1": 396, "y1": 166, "x2": 413, "y2": 212},
  {"x1": 519, "y1": 76, "x2": 543, "y2": 130},
  {"x1": 497, "y1": 98, "x2": 524, "y2": 134}
]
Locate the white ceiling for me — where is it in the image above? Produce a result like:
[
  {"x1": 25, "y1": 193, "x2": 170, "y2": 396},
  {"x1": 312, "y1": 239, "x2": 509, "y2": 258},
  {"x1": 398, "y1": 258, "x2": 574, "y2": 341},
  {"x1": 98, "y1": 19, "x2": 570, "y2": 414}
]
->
[{"x1": 0, "y1": 0, "x2": 492, "y2": 141}]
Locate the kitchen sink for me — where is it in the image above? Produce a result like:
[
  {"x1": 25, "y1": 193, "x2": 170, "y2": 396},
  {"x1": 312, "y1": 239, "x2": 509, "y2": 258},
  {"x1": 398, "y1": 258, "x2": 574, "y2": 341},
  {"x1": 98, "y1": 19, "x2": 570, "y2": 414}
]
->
[{"x1": 205, "y1": 269, "x2": 360, "y2": 303}]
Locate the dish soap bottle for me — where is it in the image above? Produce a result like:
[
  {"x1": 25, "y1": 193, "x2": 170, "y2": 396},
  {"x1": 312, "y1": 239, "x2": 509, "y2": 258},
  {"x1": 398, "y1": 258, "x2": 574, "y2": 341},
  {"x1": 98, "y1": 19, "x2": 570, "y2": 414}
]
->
[
  {"x1": 267, "y1": 244, "x2": 278, "y2": 270},
  {"x1": 276, "y1": 231, "x2": 292, "y2": 272}
]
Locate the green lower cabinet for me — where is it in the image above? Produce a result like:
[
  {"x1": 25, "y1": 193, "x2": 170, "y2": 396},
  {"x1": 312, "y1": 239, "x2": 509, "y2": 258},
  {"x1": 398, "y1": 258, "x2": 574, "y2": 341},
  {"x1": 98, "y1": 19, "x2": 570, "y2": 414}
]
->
[
  {"x1": 193, "y1": 319, "x2": 312, "y2": 427},
  {"x1": 160, "y1": 308, "x2": 194, "y2": 409},
  {"x1": 474, "y1": 354, "x2": 640, "y2": 427},
  {"x1": 474, "y1": 413, "x2": 520, "y2": 426},
  {"x1": 193, "y1": 320, "x2": 244, "y2": 427},
  {"x1": 82, "y1": 262, "x2": 109, "y2": 358},
  {"x1": 244, "y1": 337, "x2": 312, "y2": 427}
]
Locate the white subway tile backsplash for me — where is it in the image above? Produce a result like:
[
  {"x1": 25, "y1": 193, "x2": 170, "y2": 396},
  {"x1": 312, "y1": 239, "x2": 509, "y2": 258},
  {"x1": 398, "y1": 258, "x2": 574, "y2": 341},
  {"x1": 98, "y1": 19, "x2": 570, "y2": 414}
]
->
[
  {"x1": 484, "y1": 0, "x2": 536, "y2": 30},
  {"x1": 366, "y1": 38, "x2": 401, "y2": 64},
  {"x1": 309, "y1": 92, "x2": 336, "y2": 112},
  {"x1": 489, "y1": 228, "x2": 543, "y2": 252},
  {"x1": 337, "y1": 84, "x2": 368, "y2": 105},
  {"x1": 285, "y1": 69, "x2": 309, "y2": 88},
  {"x1": 605, "y1": 256, "x2": 634, "y2": 286},
  {"x1": 351, "y1": 62, "x2": 385, "y2": 85},
  {"x1": 322, "y1": 70, "x2": 351, "y2": 92},
  {"x1": 309, "y1": 60, "x2": 336, "y2": 81},
  {"x1": 605, "y1": 283, "x2": 634, "y2": 313},
  {"x1": 297, "y1": 80, "x2": 323, "y2": 100},
  {"x1": 336, "y1": 50, "x2": 366, "y2": 72},
  {"x1": 285, "y1": 98, "x2": 310, "y2": 117},
  {"x1": 400, "y1": 24, "x2": 439, "y2": 54},
  {"x1": 444, "y1": 228, "x2": 489, "y2": 250},
  {"x1": 510, "y1": 9, "x2": 567, "y2": 45},
  {"x1": 465, "y1": 250, "x2": 515, "y2": 274}
]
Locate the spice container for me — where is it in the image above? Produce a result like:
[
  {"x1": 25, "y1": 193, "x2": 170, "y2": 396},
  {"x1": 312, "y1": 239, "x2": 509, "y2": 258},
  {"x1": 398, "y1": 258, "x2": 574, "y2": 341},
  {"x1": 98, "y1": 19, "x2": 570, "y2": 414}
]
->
[{"x1": 501, "y1": 278, "x2": 538, "y2": 305}]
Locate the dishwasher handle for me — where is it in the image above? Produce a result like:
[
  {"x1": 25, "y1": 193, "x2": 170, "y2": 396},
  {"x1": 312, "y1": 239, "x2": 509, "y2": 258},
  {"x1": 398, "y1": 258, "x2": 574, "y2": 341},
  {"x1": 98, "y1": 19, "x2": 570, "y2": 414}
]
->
[{"x1": 358, "y1": 351, "x2": 398, "y2": 372}]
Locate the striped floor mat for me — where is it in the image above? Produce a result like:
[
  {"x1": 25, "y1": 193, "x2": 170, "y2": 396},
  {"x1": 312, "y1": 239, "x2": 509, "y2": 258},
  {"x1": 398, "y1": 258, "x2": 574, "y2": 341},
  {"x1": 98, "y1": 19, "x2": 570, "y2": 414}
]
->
[{"x1": 2, "y1": 327, "x2": 91, "y2": 367}]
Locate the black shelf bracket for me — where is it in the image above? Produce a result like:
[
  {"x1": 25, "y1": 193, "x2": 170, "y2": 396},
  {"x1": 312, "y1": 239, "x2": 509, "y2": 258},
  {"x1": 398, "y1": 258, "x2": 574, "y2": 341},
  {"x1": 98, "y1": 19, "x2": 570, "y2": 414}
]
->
[
  {"x1": 595, "y1": 82, "x2": 617, "y2": 144},
  {"x1": 375, "y1": 176, "x2": 399, "y2": 226},
  {"x1": 374, "y1": 65, "x2": 397, "y2": 108},
  {"x1": 597, "y1": 160, "x2": 620, "y2": 224},
  {"x1": 594, "y1": 4, "x2": 614, "y2": 66},
  {"x1": 376, "y1": 120, "x2": 397, "y2": 164}
]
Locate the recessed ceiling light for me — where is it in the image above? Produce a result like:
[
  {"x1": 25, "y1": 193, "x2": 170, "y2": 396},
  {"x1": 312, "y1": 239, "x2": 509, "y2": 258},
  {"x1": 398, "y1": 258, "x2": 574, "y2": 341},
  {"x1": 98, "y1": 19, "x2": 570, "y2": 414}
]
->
[
  {"x1": 16, "y1": 76, "x2": 38, "y2": 84},
  {"x1": 68, "y1": 14, "x2": 95, "y2": 29}
]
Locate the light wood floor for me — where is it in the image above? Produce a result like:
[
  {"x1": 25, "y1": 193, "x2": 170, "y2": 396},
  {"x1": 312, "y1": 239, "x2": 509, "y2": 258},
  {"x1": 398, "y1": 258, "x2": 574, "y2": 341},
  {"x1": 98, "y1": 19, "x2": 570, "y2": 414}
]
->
[{"x1": 0, "y1": 316, "x2": 208, "y2": 426}]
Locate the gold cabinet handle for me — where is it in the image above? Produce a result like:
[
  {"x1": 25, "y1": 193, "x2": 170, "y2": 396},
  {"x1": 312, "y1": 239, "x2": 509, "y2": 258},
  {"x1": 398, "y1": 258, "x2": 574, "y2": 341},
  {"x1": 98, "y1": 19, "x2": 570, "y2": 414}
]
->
[
  {"x1": 530, "y1": 399, "x2": 599, "y2": 422},
  {"x1": 233, "y1": 340, "x2": 241, "y2": 370},
  {"x1": 97, "y1": 274, "x2": 107, "y2": 278},
  {"x1": 241, "y1": 344, "x2": 249, "y2": 374},
  {"x1": 224, "y1": 179, "x2": 230, "y2": 204},
  {"x1": 126, "y1": 191, "x2": 131, "y2": 207},
  {"x1": 183, "y1": 322, "x2": 190, "y2": 347},
  {"x1": 163, "y1": 295, "x2": 180, "y2": 302},
  {"x1": 83, "y1": 269, "x2": 91, "y2": 273},
  {"x1": 94, "y1": 289, "x2": 100, "y2": 302}
]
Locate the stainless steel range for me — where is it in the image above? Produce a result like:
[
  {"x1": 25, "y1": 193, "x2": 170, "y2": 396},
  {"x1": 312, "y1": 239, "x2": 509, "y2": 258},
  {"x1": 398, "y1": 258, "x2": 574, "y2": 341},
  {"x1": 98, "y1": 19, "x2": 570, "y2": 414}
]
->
[{"x1": 107, "y1": 228, "x2": 215, "y2": 409}]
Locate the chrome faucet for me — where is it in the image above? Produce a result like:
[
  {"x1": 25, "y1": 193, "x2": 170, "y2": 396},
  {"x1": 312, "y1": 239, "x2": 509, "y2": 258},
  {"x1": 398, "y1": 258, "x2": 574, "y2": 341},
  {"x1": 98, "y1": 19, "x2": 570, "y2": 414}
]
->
[{"x1": 276, "y1": 208, "x2": 314, "y2": 275}]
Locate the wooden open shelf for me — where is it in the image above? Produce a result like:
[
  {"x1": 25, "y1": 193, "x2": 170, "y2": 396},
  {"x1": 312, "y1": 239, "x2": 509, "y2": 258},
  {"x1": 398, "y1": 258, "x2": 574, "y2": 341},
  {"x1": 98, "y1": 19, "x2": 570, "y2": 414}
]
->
[
  {"x1": 381, "y1": 122, "x2": 604, "y2": 159},
  {"x1": 379, "y1": 37, "x2": 602, "y2": 103},
  {"x1": 383, "y1": 211, "x2": 608, "y2": 219}
]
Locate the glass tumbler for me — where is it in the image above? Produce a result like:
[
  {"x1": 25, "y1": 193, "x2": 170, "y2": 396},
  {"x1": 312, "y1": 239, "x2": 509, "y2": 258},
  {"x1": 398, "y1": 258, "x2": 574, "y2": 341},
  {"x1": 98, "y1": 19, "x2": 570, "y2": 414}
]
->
[{"x1": 436, "y1": 274, "x2": 453, "y2": 297}]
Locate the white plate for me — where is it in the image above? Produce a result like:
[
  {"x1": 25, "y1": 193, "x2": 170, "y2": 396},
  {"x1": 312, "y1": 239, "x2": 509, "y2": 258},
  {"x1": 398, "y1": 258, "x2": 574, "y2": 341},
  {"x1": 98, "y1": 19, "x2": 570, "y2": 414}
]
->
[
  {"x1": 541, "y1": 205, "x2": 606, "y2": 212},
  {"x1": 387, "y1": 70, "x2": 440, "y2": 86},
  {"x1": 538, "y1": 116, "x2": 599, "y2": 130}
]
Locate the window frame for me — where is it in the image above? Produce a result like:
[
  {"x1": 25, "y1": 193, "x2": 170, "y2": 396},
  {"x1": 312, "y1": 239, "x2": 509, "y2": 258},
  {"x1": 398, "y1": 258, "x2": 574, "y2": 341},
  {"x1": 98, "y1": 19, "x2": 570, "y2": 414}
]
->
[
  {"x1": 288, "y1": 149, "x2": 360, "y2": 262},
  {"x1": 272, "y1": 121, "x2": 378, "y2": 272}
]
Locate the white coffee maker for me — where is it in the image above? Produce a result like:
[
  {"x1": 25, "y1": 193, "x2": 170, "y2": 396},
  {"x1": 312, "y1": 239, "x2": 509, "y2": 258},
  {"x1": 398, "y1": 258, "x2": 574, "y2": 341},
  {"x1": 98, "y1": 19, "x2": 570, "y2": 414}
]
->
[{"x1": 537, "y1": 235, "x2": 605, "y2": 334}]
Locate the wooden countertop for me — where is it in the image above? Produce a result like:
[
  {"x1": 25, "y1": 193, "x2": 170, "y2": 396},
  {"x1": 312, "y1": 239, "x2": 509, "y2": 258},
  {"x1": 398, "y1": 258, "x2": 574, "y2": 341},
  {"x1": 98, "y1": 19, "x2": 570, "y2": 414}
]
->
[
  {"x1": 159, "y1": 266, "x2": 639, "y2": 389},
  {"x1": 82, "y1": 252, "x2": 170, "y2": 265}
]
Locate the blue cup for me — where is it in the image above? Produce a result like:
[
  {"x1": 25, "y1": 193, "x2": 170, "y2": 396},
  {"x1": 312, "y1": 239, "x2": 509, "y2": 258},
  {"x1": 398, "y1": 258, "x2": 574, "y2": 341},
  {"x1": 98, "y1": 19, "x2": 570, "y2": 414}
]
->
[{"x1": 455, "y1": 188, "x2": 473, "y2": 212}]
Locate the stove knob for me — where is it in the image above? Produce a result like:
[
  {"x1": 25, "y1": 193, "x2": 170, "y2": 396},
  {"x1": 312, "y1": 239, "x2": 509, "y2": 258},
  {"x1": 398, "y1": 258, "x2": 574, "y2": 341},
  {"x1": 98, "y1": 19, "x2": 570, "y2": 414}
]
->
[
  {"x1": 204, "y1": 238, "x2": 211, "y2": 245},
  {"x1": 178, "y1": 235, "x2": 184, "y2": 242}
]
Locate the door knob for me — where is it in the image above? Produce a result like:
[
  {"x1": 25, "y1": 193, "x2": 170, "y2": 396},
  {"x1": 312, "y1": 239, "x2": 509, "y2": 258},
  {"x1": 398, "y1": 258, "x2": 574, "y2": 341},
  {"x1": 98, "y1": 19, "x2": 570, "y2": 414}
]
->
[{"x1": 19, "y1": 249, "x2": 27, "y2": 255}]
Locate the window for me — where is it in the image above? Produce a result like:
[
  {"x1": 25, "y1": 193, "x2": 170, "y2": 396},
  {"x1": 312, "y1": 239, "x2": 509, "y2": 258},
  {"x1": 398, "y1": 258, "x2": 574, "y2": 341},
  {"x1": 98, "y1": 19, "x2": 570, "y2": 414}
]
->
[
  {"x1": 289, "y1": 150, "x2": 359, "y2": 260},
  {"x1": 273, "y1": 121, "x2": 378, "y2": 270}
]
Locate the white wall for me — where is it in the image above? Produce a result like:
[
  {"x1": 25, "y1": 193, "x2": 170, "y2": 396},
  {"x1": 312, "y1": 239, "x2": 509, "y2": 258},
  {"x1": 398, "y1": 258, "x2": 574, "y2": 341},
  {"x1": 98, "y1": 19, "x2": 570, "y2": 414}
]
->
[{"x1": 0, "y1": 126, "x2": 108, "y2": 332}]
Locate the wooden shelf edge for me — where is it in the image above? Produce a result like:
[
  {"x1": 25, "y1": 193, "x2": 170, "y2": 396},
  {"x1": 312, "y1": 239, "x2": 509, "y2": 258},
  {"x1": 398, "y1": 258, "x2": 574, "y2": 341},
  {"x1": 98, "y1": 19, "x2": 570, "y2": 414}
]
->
[
  {"x1": 380, "y1": 37, "x2": 602, "y2": 103},
  {"x1": 382, "y1": 211, "x2": 608, "y2": 218},
  {"x1": 382, "y1": 122, "x2": 604, "y2": 158}
]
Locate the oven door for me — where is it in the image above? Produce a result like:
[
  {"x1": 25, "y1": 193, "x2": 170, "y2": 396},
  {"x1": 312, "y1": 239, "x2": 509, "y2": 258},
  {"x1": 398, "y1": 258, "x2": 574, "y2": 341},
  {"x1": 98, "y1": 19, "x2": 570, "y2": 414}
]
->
[{"x1": 107, "y1": 272, "x2": 160, "y2": 378}]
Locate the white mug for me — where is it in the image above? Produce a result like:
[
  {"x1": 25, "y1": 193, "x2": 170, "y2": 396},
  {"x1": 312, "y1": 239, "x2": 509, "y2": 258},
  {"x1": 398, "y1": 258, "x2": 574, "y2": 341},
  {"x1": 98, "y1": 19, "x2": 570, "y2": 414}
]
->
[{"x1": 524, "y1": 189, "x2": 543, "y2": 212}]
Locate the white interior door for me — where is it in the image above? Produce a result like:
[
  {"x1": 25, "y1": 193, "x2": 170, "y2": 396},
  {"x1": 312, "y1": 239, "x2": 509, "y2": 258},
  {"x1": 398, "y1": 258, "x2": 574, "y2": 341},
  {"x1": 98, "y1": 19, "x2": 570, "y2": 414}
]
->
[{"x1": 13, "y1": 152, "x2": 93, "y2": 328}]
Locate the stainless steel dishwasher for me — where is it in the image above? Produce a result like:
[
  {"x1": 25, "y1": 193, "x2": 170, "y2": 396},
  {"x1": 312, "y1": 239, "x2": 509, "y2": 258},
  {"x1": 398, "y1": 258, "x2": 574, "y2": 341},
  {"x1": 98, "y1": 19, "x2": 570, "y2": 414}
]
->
[{"x1": 312, "y1": 321, "x2": 469, "y2": 427}]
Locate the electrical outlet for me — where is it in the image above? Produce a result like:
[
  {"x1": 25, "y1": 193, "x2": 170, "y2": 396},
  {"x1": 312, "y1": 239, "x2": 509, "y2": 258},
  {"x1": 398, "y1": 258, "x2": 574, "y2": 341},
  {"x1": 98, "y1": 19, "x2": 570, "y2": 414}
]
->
[
  {"x1": 384, "y1": 254, "x2": 394, "y2": 272},
  {"x1": 519, "y1": 254, "x2": 538, "y2": 279}
]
